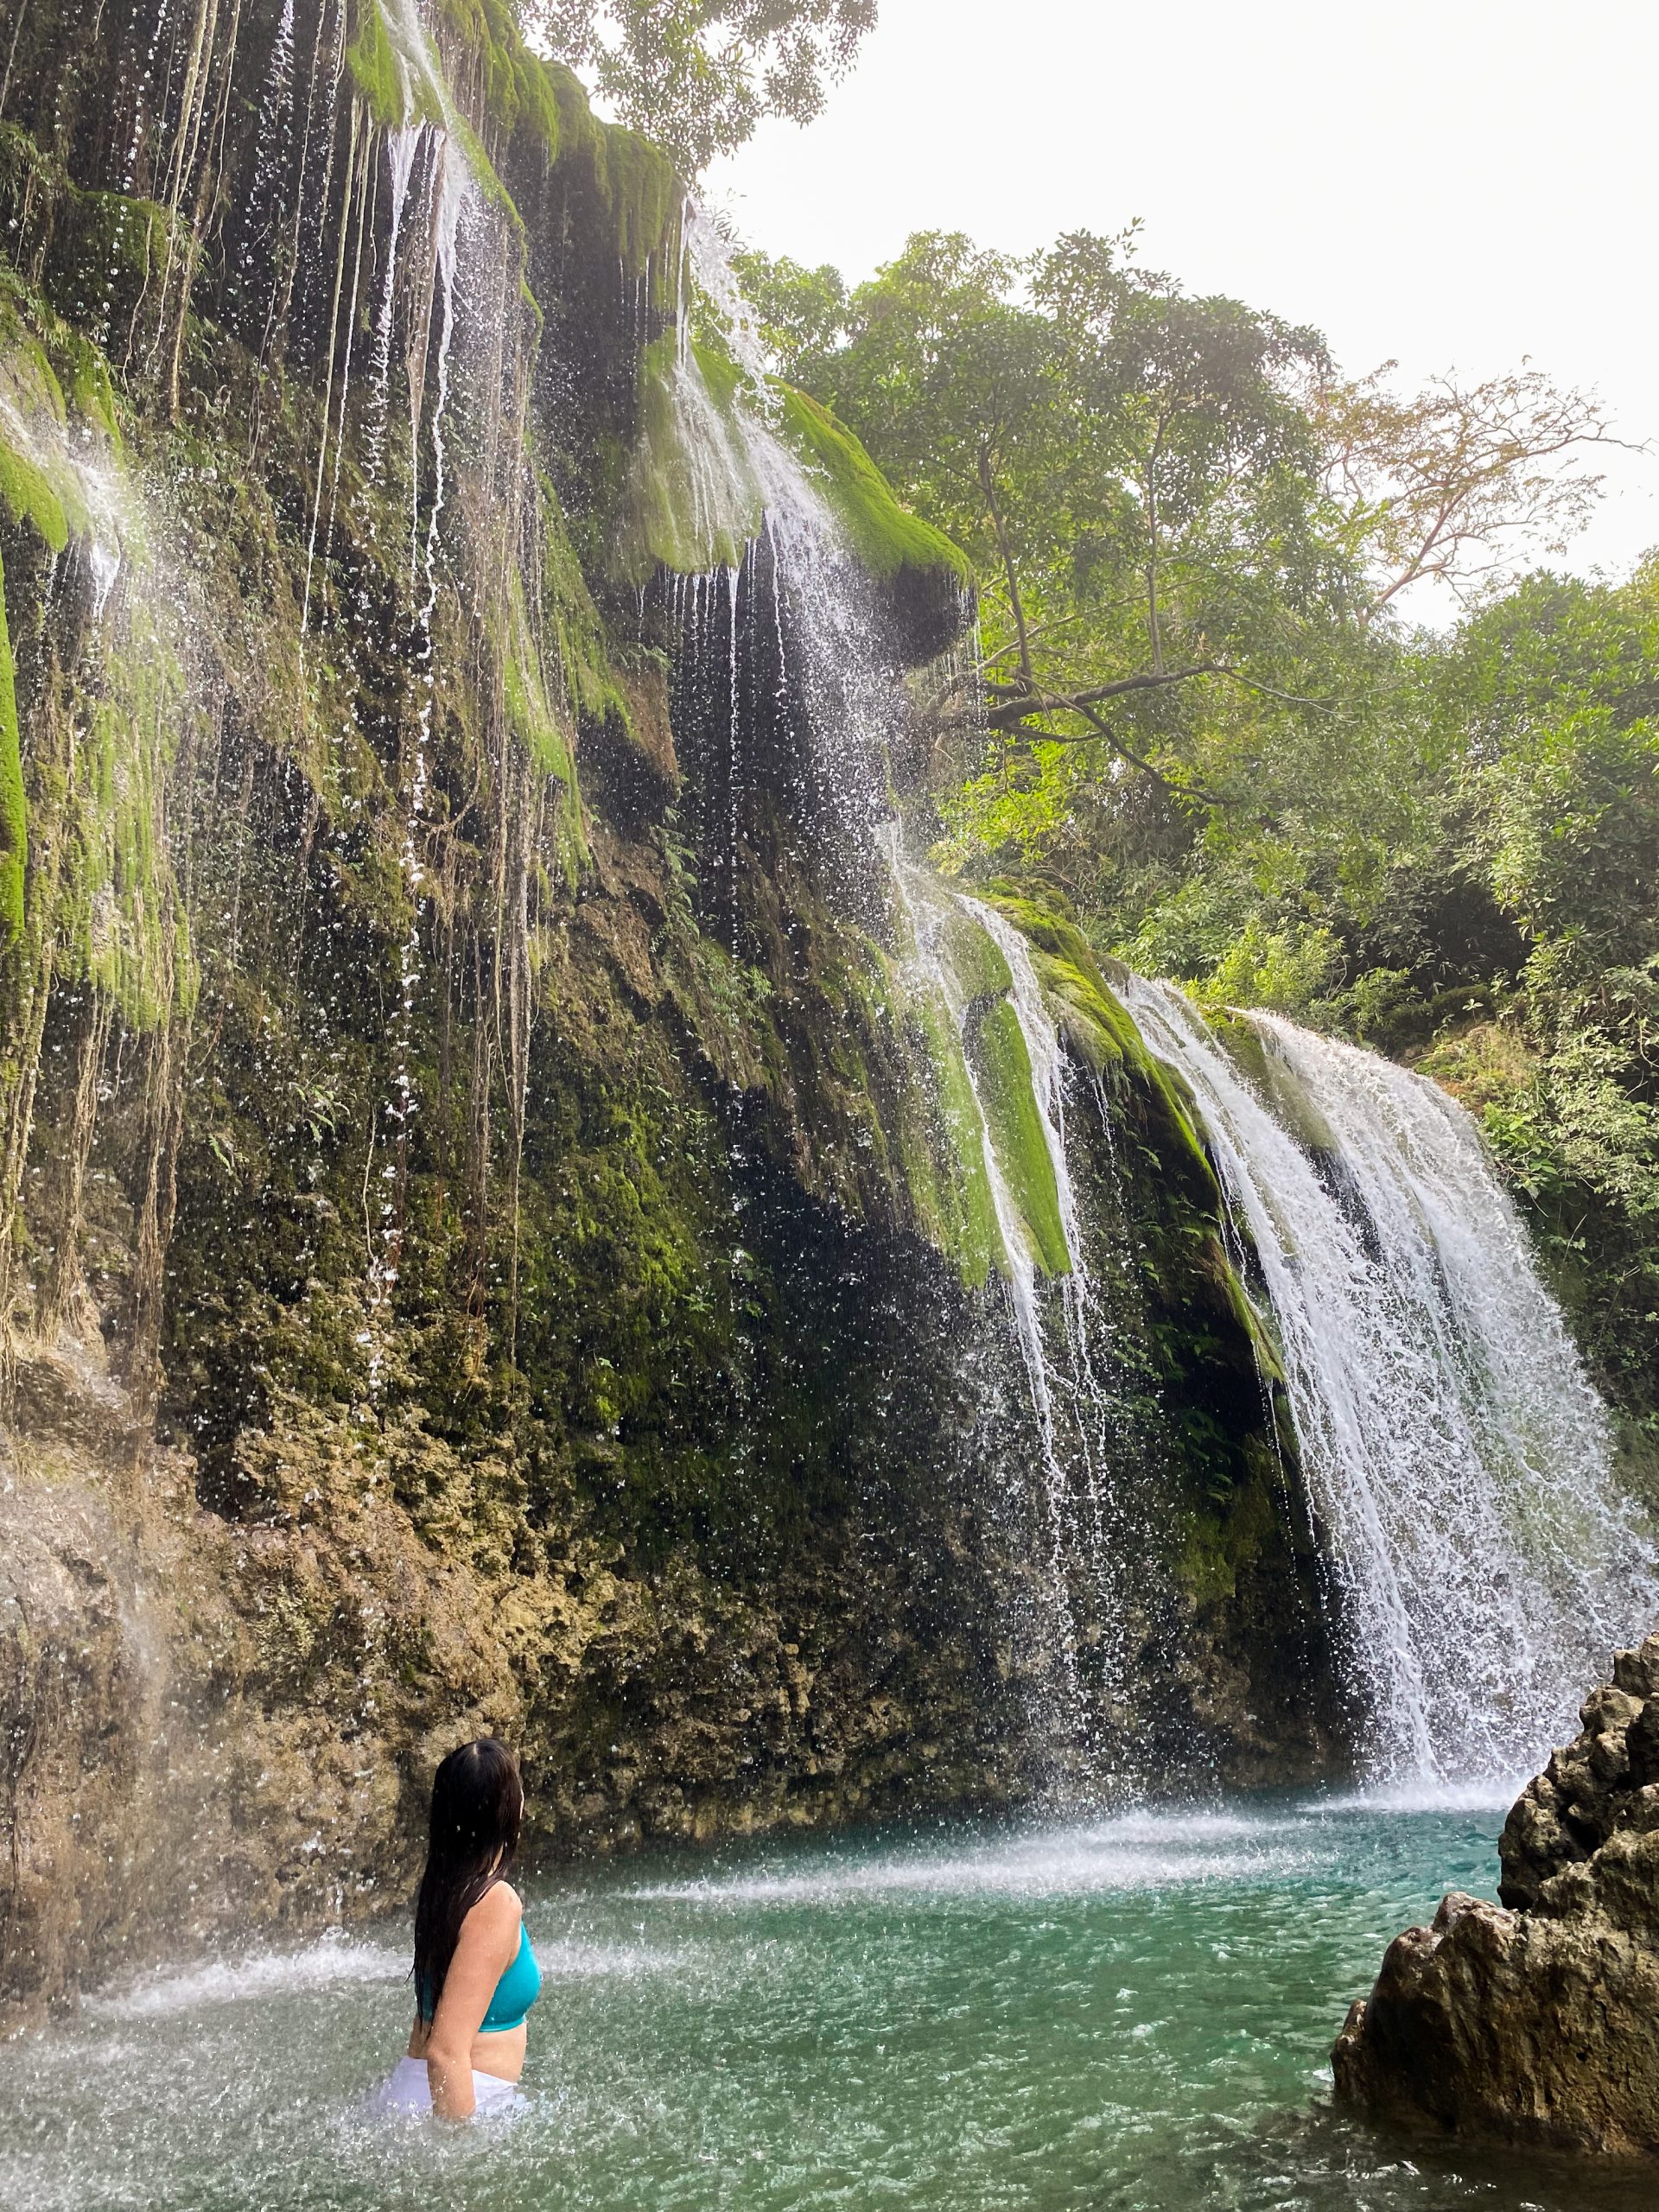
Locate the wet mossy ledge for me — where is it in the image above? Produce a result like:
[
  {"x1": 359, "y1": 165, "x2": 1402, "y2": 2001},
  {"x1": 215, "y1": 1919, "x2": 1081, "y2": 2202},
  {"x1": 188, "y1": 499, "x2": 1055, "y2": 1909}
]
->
[
  {"x1": 959, "y1": 889, "x2": 1306, "y2": 1618},
  {"x1": 619, "y1": 330, "x2": 970, "y2": 664},
  {"x1": 351, "y1": 0, "x2": 679, "y2": 271},
  {"x1": 0, "y1": 0, "x2": 1335, "y2": 2027}
]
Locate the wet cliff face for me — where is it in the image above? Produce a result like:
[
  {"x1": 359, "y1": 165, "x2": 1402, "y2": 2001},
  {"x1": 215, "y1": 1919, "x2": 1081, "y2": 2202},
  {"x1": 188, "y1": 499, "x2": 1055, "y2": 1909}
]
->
[{"x1": 0, "y1": 0, "x2": 1336, "y2": 2021}]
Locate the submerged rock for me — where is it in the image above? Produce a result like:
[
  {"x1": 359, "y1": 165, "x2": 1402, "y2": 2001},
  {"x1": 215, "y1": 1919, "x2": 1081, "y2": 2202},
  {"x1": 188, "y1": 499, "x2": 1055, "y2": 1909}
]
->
[{"x1": 1332, "y1": 1630, "x2": 1659, "y2": 2155}]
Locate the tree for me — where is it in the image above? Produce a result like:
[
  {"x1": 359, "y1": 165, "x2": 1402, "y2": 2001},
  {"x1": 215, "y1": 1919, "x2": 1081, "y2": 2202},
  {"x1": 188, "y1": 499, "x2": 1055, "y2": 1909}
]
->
[
  {"x1": 524, "y1": 0, "x2": 877, "y2": 172},
  {"x1": 731, "y1": 250, "x2": 849, "y2": 375},
  {"x1": 783, "y1": 228, "x2": 1344, "y2": 803},
  {"x1": 1316, "y1": 366, "x2": 1634, "y2": 625}
]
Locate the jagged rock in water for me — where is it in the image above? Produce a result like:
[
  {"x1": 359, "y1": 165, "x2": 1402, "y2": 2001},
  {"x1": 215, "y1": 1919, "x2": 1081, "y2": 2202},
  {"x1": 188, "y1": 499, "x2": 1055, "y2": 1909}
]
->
[{"x1": 1332, "y1": 1630, "x2": 1659, "y2": 2156}]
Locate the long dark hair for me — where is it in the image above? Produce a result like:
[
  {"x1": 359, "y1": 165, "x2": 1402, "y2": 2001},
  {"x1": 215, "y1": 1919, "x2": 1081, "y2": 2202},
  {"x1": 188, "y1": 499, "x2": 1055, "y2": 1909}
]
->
[{"x1": 412, "y1": 1737, "x2": 524, "y2": 2020}]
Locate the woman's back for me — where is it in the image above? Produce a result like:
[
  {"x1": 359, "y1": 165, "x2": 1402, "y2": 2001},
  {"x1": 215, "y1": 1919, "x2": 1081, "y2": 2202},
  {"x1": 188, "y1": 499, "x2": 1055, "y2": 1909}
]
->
[{"x1": 372, "y1": 1738, "x2": 540, "y2": 2122}]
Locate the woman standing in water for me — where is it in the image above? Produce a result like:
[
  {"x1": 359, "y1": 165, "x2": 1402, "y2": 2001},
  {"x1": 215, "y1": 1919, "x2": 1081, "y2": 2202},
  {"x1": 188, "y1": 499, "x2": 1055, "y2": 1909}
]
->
[{"x1": 375, "y1": 1738, "x2": 543, "y2": 2120}]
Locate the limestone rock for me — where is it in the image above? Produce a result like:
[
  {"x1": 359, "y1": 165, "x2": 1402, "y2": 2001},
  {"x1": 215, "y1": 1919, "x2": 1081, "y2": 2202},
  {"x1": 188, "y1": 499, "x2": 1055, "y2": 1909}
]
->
[{"x1": 1332, "y1": 1630, "x2": 1659, "y2": 2154}]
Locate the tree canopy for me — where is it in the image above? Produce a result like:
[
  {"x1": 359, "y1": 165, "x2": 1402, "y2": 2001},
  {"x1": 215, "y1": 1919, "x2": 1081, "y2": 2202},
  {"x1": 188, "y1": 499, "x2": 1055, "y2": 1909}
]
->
[
  {"x1": 741, "y1": 224, "x2": 1659, "y2": 1417},
  {"x1": 525, "y1": 0, "x2": 877, "y2": 170}
]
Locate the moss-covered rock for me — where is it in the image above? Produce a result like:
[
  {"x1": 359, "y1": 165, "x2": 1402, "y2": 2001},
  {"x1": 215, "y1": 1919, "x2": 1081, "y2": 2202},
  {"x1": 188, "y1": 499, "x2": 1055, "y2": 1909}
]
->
[
  {"x1": 963, "y1": 995, "x2": 1069, "y2": 1277},
  {"x1": 1206, "y1": 1007, "x2": 1340, "y2": 1155},
  {"x1": 615, "y1": 334, "x2": 969, "y2": 665},
  {"x1": 0, "y1": 543, "x2": 22, "y2": 940},
  {"x1": 777, "y1": 385, "x2": 970, "y2": 661}
]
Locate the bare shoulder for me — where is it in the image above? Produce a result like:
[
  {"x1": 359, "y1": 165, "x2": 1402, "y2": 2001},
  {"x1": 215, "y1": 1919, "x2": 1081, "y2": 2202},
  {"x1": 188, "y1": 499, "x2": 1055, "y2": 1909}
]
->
[{"x1": 465, "y1": 1878, "x2": 523, "y2": 1931}]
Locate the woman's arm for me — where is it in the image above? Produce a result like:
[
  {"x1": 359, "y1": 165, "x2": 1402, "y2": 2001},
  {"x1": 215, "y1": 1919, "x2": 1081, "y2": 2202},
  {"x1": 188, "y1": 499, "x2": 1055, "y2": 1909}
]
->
[{"x1": 423, "y1": 1884, "x2": 522, "y2": 2120}]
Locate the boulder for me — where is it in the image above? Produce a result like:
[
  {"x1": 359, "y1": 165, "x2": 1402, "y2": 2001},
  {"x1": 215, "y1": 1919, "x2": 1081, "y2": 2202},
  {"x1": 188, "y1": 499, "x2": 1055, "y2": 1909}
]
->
[{"x1": 1332, "y1": 1631, "x2": 1659, "y2": 2155}]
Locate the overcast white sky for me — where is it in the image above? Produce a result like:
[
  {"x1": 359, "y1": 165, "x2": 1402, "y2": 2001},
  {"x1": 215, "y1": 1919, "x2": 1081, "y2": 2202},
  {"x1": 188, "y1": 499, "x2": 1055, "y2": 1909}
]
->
[{"x1": 706, "y1": 0, "x2": 1658, "y2": 586}]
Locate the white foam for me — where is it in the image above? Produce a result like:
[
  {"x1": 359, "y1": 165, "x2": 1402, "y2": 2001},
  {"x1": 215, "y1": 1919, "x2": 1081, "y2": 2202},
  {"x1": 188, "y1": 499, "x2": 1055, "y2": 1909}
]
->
[
  {"x1": 86, "y1": 1933, "x2": 406, "y2": 2019},
  {"x1": 1319, "y1": 1779, "x2": 1522, "y2": 1817},
  {"x1": 83, "y1": 1928, "x2": 682, "y2": 2024},
  {"x1": 534, "y1": 1939, "x2": 681, "y2": 1981},
  {"x1": 626, "y1": 1814, "x2": 1319, "y2": 1907}
]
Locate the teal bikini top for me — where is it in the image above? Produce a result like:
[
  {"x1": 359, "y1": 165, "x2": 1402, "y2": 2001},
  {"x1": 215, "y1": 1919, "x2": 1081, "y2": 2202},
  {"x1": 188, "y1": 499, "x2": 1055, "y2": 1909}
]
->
[
  {"x1": 420, "y1": 1904, "x2": 543, "y2": 2031},
  {"x1": 480, "y1": 1920, "x2": 543, "y2": 2032}
]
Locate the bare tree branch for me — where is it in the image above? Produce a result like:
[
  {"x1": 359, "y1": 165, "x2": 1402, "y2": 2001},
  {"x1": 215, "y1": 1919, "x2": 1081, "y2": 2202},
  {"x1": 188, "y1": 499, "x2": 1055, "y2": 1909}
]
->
[{"x1": 1315, "y1": 364, "x2": 1650, "y2": 622}]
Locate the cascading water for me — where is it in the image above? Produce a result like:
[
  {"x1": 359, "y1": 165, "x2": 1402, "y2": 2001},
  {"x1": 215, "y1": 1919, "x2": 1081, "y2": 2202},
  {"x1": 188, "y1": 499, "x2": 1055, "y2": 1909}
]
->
[
  {"x1": 1122, "y1": 977, "x2": 1659, "y2": 1784},
  {"x1": 345, "y1": 3, "x2": 487, "y2": 1389},
  {"x1": 889, "y1": 856, "x2": 1143, "y2": 1749},
  {"x1": 648, "y1": 209, "x2": 901, "y2": 926},
  {"x1": 365, "y1": 124, "x2": 422, "y2": 474},
  {"x1": 653, "y1": 233, "x2": 1154, "y2": 1748},
  {"x1": 965, "y1": 899, "x2": 1137, "y2": 1663}
]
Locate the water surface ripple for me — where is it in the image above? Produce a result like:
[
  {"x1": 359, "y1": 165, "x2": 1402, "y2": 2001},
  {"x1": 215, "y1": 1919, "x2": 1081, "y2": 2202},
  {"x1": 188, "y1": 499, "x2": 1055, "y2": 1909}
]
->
[{"x1": 5, "y1": 1799, "x2": 1651, "y2": 2211}]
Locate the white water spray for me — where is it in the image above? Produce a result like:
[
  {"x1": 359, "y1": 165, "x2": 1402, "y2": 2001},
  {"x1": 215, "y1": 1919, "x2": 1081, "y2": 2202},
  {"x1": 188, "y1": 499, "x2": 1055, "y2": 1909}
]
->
[
  {"x1": 361, "y1": 93, "x2": 474, "y2": 1393},
  {"x1": 365, "y1": 123, "x2": 423, "y2": 477},
  {"x1": 969, "y1": 902, "x2": 1134, "y2": 1580}
]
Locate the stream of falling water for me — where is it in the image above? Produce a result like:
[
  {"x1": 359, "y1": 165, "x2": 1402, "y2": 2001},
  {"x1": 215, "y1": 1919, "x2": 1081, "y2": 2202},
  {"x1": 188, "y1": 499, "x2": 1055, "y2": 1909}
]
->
[
  {"x1": 888, "y1": 857, "x2": 1140, "y2": 1744},
  {"x1": 360, "y1": 87, "x2": 474, "y2": 1391},
  {"x1": 1122, "y1": 977, "x2": 1659, "y2": 1783},
  {"x1": 896, "y1": 867, "x2": 1086, "y2": 1726},
  {"x1": 966, "y1": 900, "x2": 1135, "y2": 1658},
  {"x1": 650, "y1": 214, "x2": 1659, "y2": 1787},
  {"x1": 366, "y1": 124, "x2": 422, "y2": 477},
  {"x1": 666, "y1": 210, "x2": 899, "y2": 912},
  {"x1": 664, "y1": 216, "x2": 1148, "y2": 1740},
  {"x1": 241, "y1": 0, "x2": 296, "y2": 285}
]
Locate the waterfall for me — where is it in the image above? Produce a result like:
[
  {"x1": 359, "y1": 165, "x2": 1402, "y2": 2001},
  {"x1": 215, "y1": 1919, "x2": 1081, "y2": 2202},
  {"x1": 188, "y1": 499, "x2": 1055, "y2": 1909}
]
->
[
  {"x1": 892, "y1": 860, "x2": 1139, "y2": 1747},
  {"x1": 353, "y1": 4, "x2": 486, "y2": 1391},
  {"x1": 1122, "y1": 977, "x2": 1659, "y2": 1785},
  {"x1": 651, "y1": 212, "x2": 902, "y2": 920},
  {"x1": 968, "y1": 899, "x2": 1134, "y2": 1558},
  {"x1": 365, "y1": 124, "x2": 422, "y2": 477}
]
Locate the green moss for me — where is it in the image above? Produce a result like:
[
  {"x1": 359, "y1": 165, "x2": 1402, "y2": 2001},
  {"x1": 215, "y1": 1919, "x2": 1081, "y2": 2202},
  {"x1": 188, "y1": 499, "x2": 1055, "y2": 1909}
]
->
[
  {"x1": 974, "y1": 888, "x2": 1291, "y2": 1381},
  {"x1": 982, "y1": 894, "x2": 1103, "y2": 981},
  {"x1": 1171, "y1": 1446, "x2": 1280, "y2": 1605},
  {"x1": 438, "y1": 0, "x2": 563, "y2": 154},
  {"x1": 0, "y1": 442, "x2": 68, "y2": 552},
  {"x1": 1205, "y1": 1007, "x2": 1340, "y2": 1154},
  {"x1": 934, "y1": 899, "x2": 1014, "y2": 1006},
  {"x1": 777, "y1": 386, "x2": 971, "y2": 588},
  {"x1": 988, "y1": 894, "x2": 1217, "y2": 1181},
  {"x1": 966, "y1": 996, "x2": 1069, "y2": 1276},
  {"x1": 76, "y1": 185, "x2": 178, "y2": 282},
  {"x1": 61, "y1": 343, "x2": 121, "y2": 449},
  {"x1": 591, "y1": 124, "x2": 679, "y2": 279},
  {"x1": 620, "y1": 336, "x2": 970, "y2": 595},
  {"x1": 0, "y1": 305, "x2": 95, "y2": 546},
  {"x1": 617, "y1": 334, "x2": 760, "y2": 582},
  {"x1": 693, "y1": 337, "x2": 744, "y2": 415},
  {"x1": 541, "y1": 482, "x2": 632, "y2": 726},
  {"x1": 909, "y1": 989, "x2": 1003, "y2": 1287},
  {"x1": 0, "y1": 540, "x2": 22, "y2": 939},
  {"x1": 431, "y1": 0, "x2": 677, "y2": 275},
  {"x1": 503, "y1": 628, "x2": 568, "y2": 785},
  {"x1": 347, "y1": 0, "x2": 441, "y2": 126},
  {"x1": 54, "y1": 601, "x2": 198, "y2": 1027},
  {"x1": 503, "y1": 571, "x2": 588, "y2": 878}
]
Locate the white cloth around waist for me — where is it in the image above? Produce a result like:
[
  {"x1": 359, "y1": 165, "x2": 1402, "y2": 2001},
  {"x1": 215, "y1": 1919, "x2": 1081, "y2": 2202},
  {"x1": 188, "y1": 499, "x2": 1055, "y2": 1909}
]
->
[{"x1": 369, "y1": 2056, "x2": 524, "y2": 2120}]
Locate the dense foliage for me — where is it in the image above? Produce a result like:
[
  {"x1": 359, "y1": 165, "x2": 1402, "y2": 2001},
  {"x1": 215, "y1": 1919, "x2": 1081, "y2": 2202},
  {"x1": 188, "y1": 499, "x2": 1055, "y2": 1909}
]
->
[
  {"x1": 743, "y1": 231, "x2": 1659, "y2": 1426},
  {"x1": 523, "y1": 0, "x2": 876, "y2": 168}
]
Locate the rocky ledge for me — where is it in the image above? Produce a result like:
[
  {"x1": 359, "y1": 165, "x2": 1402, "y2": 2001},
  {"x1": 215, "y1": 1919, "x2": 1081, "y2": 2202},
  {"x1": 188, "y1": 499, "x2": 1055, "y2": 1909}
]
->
[{"x1": 1332, "y1": 1631, "x2": 1659, "y2": 2155}]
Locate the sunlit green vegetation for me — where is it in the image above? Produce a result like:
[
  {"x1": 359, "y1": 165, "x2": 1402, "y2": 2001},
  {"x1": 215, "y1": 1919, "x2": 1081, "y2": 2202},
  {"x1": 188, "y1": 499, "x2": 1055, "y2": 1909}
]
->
[{"x1": 741, "y1": 227, "x2": 1659, "y2": 1419}]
